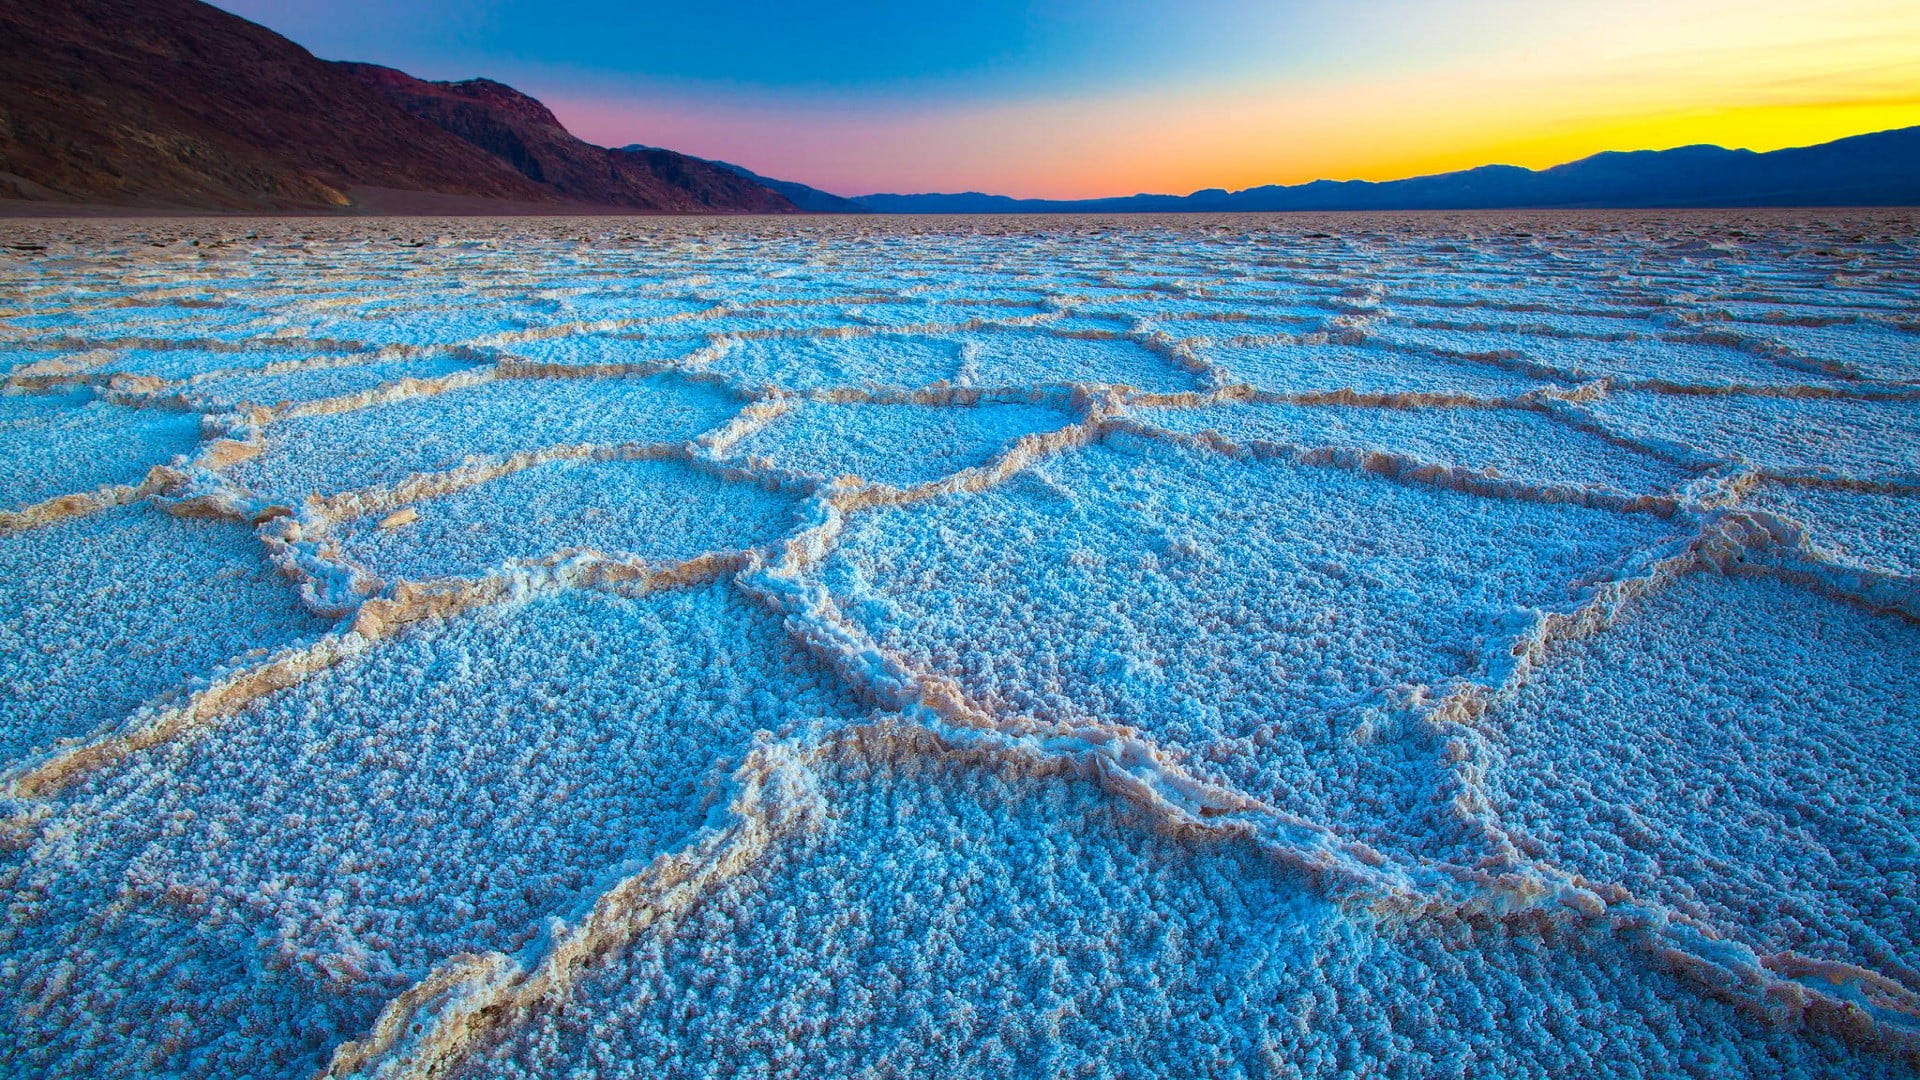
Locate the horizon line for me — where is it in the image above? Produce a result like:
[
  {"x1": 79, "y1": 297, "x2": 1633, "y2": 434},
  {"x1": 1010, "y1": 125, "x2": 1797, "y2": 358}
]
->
[{"x1": 803, "y1": 124, "x2": 1910, "y2": 203}]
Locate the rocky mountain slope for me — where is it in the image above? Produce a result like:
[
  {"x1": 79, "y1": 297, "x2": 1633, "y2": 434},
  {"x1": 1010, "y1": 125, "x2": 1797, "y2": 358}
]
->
[{"x1": 0, "y1": 0, "x2": 793, "y2": 213}]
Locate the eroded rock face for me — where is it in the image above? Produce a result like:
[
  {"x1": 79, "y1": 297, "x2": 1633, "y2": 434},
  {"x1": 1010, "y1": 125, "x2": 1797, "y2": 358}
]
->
[
  {"x1": 0, "y1": 0, "x2": 794, "y2": 213},
  {"x1": 1, "y1": 211, "x2": 1917, "y2": 1079},
  {"x1": 0, "y1": 0, "x2": 540, "y2": 210}
]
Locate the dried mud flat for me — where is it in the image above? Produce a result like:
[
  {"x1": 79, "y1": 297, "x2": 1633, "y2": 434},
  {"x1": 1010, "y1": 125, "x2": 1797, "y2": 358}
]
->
[{"x1": 1, "y1": 210, "x2": 1917, "y2": 1079}]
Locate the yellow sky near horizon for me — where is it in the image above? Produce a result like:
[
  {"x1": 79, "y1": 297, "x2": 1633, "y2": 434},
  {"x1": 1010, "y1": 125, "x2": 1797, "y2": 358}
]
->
[
  {"x1": 987, "y1": 1, "x2": 1920, "y2": 195},
  {"x1": 543, "y1": 0, "x2": 1920, "y2": 197}
]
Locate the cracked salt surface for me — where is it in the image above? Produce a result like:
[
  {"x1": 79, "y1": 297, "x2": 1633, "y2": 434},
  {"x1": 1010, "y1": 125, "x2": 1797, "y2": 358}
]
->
[
  {"x1": 1484, "y1": 572, "x2": 1920, "y2": 986},
  {"x1": 1199, "y1": 341, "x2": 1546, "y2": 398},
  {"x1": 955, "y1": 327, "x2": 1202, "y2": 390},
  {"x1": 232, "y1": 373, "x2": 743, "y2": 501},
  {"x1": 1587, "y1": 390, "x2": 1920, "y2": 479},
  {"x1": 725, "y1": 398, "x2": 1076, "y2": 488},
  {"x1": 0, "y1": 389, "x2": 201, "y2": 510},
  {"x1": 706, "y1": 333, "x2": 964, "y2": 391},
  {"x1": 0, "y1": 503, "x2": 329, "y2": 762},
  {"x1": 456, "y1": 745, "x2": 1886, "y2": 1080},
  {"x1": 335, "y1": 456, "x2": 804, "y2": 584},
  {"x1": 823, "y1": 433, "x2": 1679, "y2": 850},
  {"x1": 2, "y1": 584, "x2": 867, "y2": 1078},
  {"x1": 1742, "y1": 483, "x2": 1920, "y2": 576},
  {"x1": 1136, "y1": 401, "x2": 1693, "y2": 493},
  {"x1": 1, "y1": 210, "x2": 1917, "y2": 1079}
]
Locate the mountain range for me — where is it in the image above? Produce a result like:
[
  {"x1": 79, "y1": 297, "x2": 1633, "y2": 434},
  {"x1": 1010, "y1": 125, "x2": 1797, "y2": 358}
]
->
[
  {"x1": 0, "y1": 0, "x2": 1914, "y2": 215},
  {"x1": 852, "y1": 128, "x2": 1920, "y2": 213},
  {"x1": 617, "y1": 149, "x2": 867, "y2": 213}
]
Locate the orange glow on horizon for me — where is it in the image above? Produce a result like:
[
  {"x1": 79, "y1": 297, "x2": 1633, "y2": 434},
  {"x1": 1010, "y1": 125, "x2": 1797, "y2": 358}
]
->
[
  {"x1": 1018, "y1": 97, "x2": 1920, "y2": 202},
  {"x1": 548, "y1": 0, "x2": 1920, "y2": 199}
]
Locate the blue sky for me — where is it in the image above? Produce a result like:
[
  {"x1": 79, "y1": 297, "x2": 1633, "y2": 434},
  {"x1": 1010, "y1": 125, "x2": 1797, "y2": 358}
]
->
[
  {"x1": 215, "y1": 0, "x2": 1920, "y2": 197},
  {"x1": 221, "y1": 0, "x2": 1401, "y2": 97}
]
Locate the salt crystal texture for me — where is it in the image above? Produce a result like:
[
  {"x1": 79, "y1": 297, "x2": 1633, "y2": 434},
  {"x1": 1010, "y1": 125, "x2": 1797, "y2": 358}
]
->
[{"x1": 1, "y1": 211, "x2": 1916, "y2": 1079}]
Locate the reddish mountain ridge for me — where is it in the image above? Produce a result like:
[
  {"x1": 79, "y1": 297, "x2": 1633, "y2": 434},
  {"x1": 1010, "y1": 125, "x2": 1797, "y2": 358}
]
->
[
  {"x1": 0, "y1": 0, "x2": 794, "y2": 213},
  {"x1": 336, "y1": 64, "x2": 791, "y2": 213}
]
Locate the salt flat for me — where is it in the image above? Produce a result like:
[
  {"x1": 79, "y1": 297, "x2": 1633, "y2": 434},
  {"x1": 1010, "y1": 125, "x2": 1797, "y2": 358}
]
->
[{"x1": 0, "y1": 211, "x2": 1916, "y2": 1079}]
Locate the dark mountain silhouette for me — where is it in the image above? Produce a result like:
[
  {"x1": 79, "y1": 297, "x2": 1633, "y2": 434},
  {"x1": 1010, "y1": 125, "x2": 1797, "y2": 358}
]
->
[
  {"x1": 620, "y1": 148, "x2": 867, "y2": 214},
  {"x1": 0, "y1": 0, "x2": 792, "y2": 213},
  {"x1": 340, "y1": 67, "x2": 791, "y2": 213},
  {"x1": 856, "y1": 126, "x2": 1920, "y2": 212}
]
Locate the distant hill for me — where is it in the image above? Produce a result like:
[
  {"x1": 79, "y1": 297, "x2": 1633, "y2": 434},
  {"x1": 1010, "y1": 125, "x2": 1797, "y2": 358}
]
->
[
  {"x1": 0, "y1": 0, "x2": 793, "y2": 213},
  {"x1": 621, "y1": 149, "x2": 867, "y2": 214},
  {"x1": 856, "y1": 127, "x2": 1920, "y2": 212}
]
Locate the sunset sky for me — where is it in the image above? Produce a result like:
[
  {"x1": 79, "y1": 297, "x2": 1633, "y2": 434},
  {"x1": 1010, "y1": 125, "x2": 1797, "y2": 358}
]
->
[{"x1": 215, "y1": 0, "x2": 1920, "y2": 199}]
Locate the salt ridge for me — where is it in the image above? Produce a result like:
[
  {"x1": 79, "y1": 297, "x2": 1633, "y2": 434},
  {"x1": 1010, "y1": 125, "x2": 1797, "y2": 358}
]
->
[{"x1": 0, "y1": 212, "x2": 1916, "y2": 1078}]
